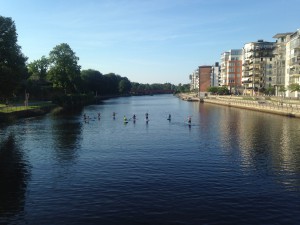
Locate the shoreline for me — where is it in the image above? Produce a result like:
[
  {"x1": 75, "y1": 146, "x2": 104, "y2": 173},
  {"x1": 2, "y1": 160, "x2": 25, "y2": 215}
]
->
[
  {"x1": 178, "y1": 93, "x2": 300, "y2": 119},
  {"x1": 0, "y1": 105, "x2": 57, "y2": 124},
  {"x1": 0, "y1": 93, "x2": 170, "y2": 124}
]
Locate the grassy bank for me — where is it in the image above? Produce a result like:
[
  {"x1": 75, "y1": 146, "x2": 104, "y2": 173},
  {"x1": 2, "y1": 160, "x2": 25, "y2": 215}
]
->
[{"x1": 0, "y1": 102, "x2": 57, "y2": 123}]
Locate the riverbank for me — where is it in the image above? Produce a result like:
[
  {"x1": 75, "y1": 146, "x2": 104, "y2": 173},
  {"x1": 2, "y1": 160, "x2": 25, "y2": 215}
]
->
[
  {"x1": 176, "y1": 93, "x2": 199, "y2": 101},
  {"x1": 0, "y1": 93, "x2": 159, "y2": 124},
  {"x1": 0, "y1": 104, "x2": 57, "y2": 123},
  {"x1": 178, "y1": 93, "x2": 300, "y2": 118}
]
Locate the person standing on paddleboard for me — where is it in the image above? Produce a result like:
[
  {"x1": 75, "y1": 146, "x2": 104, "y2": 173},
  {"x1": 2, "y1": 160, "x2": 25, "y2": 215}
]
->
[
  {"x1": 188, "y1": 116, "x2": 191, "y2": 124},
  {"x1": 133, "y1": 114, "x2": 136, "y2": 123}
]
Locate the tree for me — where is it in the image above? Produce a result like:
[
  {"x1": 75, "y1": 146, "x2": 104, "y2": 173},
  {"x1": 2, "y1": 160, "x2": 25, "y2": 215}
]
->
[
  {"x1": 27, "y1": 56, "x2": 49, "y2": 81},
  {"x1": 25, "y1": 56, "x2": 51, "y2": 99},
  {"x1": 176, "y1": 83, "x2": 190, "y2": 93},
  {"x1": 217, "y1": 86, "x2": 230, "y2": 95},
  {"x1": 0, "y1": 16, "x2": 27, "y2": 99},
  {"x1": 265, "y1": 86, "x2": 275, "y2": 96},
  {"x1": 103, "y1": 73, "x2": 122, "y2": 94},
  {"x1": 80, "y1": 69, "x2": 103, "y2": 95},
  {"x1": 163, "y1": 83, "x2": 172, "y2": 91},
  {"x1": 207, "y1": 86, "x2": 218, "y2": 94},
  {"x1": 279, "y1": 86, "x2": 286, "y2": 93},
  {"x1": 118, "y1": 77, "x2": 131, "y2": 94},
  {"x1": 207, "y1": 86, "x2": 229, "y2": 95},
  {"x1": 130, "y1": 82, "x2": 140, "y2": 93},
  {"x1": 48, "y1": 43, "x2": 81, "y2": 93},
  {"x1": 278, "y1": 86, "x2": 287, "y2": 97},
  {"x1": 288, "y1": 83, "x2": 300, "y2": 92}
]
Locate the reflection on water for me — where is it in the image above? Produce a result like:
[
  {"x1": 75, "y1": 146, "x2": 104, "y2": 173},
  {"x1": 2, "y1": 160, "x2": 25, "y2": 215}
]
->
[
  {"x1": 0, "y1": 95, "x2": 300, "y2": 224},
  {"x1": 0, "y1": 133, "x2": 30, "y2": 221},
  {"x1": 51, "y1": 113, "x2": 83, "y2": 162},
  {"x1": 215, "y1": 104, "x2": 300, "y2": 190}
]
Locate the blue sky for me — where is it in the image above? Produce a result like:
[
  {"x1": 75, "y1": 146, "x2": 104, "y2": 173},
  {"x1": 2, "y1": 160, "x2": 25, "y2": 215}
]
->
[{"x1": 1, "y1": 0, "x2": 300, "y2": 84}]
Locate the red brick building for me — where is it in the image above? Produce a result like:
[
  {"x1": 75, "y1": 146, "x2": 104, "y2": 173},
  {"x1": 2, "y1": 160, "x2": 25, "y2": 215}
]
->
[{"x1": 198, "y1": 66, "x2": 212, "y2": 93}]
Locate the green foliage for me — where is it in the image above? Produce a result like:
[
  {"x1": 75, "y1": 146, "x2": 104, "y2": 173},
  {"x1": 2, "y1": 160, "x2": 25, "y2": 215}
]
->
[
  {"x1": 278, "y1": 86, "x2": 287, "y2": 93},
  {"x1": 207, "y1": 86, "x2": 218, "y2": 94},
  {"x1": 28, "y1": 56, "x2": 49, "y2": 81},
  {"x1": 131, "y1": 82, "x2": 175, "y2": 94},
  {"x1": 80, "y1": 69, "x2": 103, "y2": 95},
  {"x1": 0, "y1": 16, "x2": 27, "y2": 98},
  {"x1": 80, "y1": 70, "x2": 132, "y2": 96},
  {"x1": 264, "y1": 87, "x2": 275, "y2": 95},
  {"x1": 48, "y1": 43, "x2": 81, "y2": 93},
  {"x1": 288, "y1": 83, "x2": 300, "y2": 92},
  {"x1": 119, "y1": 77, "x2": 131, "y2": 94},
  {"x1": 1, "y1": 16, "x2": 176, "y2": 102},
  {"x1": 25, "y1": 56, "x2": 51, "y2": 99},
  {"x1": 175, "y1": 83, "x2": 190, "y2": 93},
  {"x1": 208, "y1": 86, "x2": 230, "y2": 95},
  {"x1": 103, "y1": 73, "x2": 122, "y2": 94}
]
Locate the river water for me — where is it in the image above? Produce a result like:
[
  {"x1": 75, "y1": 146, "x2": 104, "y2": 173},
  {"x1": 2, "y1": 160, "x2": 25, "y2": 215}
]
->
[{"x1": 0, "y1": 94, "x2": 300, "y2": 225}]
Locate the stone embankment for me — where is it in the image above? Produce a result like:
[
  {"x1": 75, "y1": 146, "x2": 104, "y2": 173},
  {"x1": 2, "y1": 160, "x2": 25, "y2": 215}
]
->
[
  {"x1": 177, "y1": 93, "x2": 199, "y2": 102},
  {"x1": 178, "y1": 93, "x2": 300, "y2": 118}
]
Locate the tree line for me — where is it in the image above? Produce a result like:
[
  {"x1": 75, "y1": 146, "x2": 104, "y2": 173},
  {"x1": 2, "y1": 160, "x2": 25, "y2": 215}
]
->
[{"x1": 0, "y1": 16, "x2": 184, "y2": 105}]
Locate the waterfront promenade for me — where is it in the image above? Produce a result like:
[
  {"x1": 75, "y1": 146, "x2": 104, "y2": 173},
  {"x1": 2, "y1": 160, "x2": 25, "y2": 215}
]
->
[{"x1": 178, "y1": 93, "x2": 300, "y2": 118}]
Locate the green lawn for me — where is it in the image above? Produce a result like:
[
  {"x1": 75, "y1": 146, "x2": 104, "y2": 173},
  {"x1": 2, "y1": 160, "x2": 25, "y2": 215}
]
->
[
  {"x1": 0, "y1": 102, "x2": 54, "y2": 113},
  {"x1": 0, "y1": 105, "x2": 38, "y2": 113}
]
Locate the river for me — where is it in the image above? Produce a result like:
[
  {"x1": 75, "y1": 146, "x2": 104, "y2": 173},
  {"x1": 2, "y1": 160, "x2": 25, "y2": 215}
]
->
[{"x1": 0, "y1": 94, "x2": 299, "y2": 225}]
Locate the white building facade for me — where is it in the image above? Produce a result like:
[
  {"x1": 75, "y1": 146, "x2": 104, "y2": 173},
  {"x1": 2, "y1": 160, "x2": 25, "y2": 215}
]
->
[
  {"x1": 242, "y1": 40, "x2": 275, "y2": 96},
  {"x1": 286, "y1": 29, "x2": 300, "y2": 97},
  {"x1": 272, "y1": 33, "x2": 292, "y2": 96},
  {"x1": 211, "y1": 62, "x2": 220, "y2": 87},
  {"x1": 189, "y1": 69, "x2": 199, "y2": 92},
  {"x1": 220, "y1": 49, "x2": 243, "y2": 94}
]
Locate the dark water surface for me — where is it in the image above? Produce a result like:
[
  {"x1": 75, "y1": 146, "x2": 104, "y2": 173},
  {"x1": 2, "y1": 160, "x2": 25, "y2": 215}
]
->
[{"x1": 1, "y1": 95, "x2": 300, "y2": 225}]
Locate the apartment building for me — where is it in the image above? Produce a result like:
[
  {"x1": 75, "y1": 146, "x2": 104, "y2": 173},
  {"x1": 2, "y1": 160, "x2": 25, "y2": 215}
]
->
[
  {"x1": 220, "y1": 52, "x2": 229, "y2": 87},
  {"x1": 242, "y1": 40, "x2": 275, "y2": 95},
  {"x1": 220, "y1": 49, "x2": 243, "y2": 94},
  {"x1": 189, "y1": 68, "x2": 199, "y2": 92},
  {"x1": 199, "y1": 65, "x2": 212, "y2": 96},
  {"x1": 272, "y1": 33, "x2": 293, "y2": 96},
  {"x1": 211, "y1": 62, "x2": 220, "y2": 87},
  {"x1": 286, "y1": 29, "x2": 300, "y2": 97}
]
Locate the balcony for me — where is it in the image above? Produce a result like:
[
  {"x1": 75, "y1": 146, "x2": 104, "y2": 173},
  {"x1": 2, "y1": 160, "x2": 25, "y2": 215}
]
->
[
  {"x1": 242, "y1": 80, "x2": 252, "y2": 84},
  {"x1": 243, "y1": 73, "x2": 253, "y2": 78},
  {"x1": 290, "y1": 69, "x2": 300, "y2": 77},
  {"x1": 289, "y1": 57, "x2": 300, "y2": 66}
]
